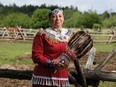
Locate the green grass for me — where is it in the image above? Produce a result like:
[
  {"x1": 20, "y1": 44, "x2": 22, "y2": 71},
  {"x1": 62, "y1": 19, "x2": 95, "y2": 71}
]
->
[
  {"x1": 92, "y1": 35, "x2": 110, "y2": 40},
  {"x1": 94, "y1": 43, "x2": 116, "y2": 52},
  {"x1": 0, "y1": 41, "x2": 33, "y2": 64},
  {"x1": 99, "y1": 81, "x2": 116, "y2": 87},
  {"x1": 0, "y1": 41, "x2": 115, "y2": 64}
]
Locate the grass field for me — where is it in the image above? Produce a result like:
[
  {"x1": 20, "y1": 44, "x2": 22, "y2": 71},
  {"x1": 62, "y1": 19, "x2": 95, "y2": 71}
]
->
[
  {"x1": 0, "y1": 41, "x2": 33, "y2": 64},
  {"x1": 93, "y1": 43, "x2": 116, "y2": 52},
  {"x1": 0, "y1": 41, "x2": 115, "y2": 64},
  {"x1": 0, "y1": 41, "x2": 116, "y2": 87},
  {"x1": 0, "y1": 41, "x2": 115, "y2": 65}
]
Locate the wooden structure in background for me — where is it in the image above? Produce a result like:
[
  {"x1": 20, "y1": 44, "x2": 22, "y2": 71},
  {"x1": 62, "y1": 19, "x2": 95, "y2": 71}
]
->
[
  {"x1": 0, "y1": 26, "x2": 38, "y2": 41},
  {"x1": 0, "y1": 27, "x2": 116, "y2": 43}
]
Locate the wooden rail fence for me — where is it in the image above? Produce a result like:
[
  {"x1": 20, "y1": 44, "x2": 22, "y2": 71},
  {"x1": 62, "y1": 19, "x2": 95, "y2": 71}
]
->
[{"x1": 0, "y1": 27, "x2": 116, "y2": 43}]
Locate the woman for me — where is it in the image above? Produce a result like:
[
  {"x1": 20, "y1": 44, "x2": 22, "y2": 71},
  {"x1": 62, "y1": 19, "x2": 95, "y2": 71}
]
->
[{"x1": 31, "y1": 8, "x2": 75, "y2": 87}]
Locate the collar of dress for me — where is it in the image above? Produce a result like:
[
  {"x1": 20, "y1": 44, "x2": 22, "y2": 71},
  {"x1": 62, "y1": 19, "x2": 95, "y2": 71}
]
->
[{"x1": 43, "y1": 27, "x2": 72, "y2": 42}]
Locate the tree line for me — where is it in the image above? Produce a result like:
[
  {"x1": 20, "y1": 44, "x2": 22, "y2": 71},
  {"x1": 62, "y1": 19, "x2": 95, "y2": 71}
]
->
[{"x1": 0, "y1": 3, "x2": 116, "y2": 30}]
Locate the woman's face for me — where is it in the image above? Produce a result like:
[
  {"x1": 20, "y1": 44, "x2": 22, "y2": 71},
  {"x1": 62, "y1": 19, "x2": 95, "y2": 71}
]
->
[{"x1": 49, "y1": 13, "x2": 64, "y2": 29}]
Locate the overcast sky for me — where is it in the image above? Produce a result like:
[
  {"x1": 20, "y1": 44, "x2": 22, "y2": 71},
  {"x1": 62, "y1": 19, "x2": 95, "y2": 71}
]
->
[{"x1": 0, "y1": 0, "x2": 116, "y2": 14}]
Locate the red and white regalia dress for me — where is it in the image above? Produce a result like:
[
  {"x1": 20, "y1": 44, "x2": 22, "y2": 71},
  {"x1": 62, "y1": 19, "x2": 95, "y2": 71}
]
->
[{"x1": 32, "y1": 27, "x2": 73, "y2": 87}]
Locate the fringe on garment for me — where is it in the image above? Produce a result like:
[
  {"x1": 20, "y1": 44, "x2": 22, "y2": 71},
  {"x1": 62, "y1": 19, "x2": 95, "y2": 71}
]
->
[{"x1": 31, "y1": 74, "x2": 70, "y2": 87}]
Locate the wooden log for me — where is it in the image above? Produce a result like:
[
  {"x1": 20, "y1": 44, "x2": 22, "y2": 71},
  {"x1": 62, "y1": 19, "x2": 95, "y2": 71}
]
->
[
  {"x1": 84, "y1": 70, "x2": 116, "y2": 82},
  {"x1": 68, "y1": 72, "x2": 80, "y2": 87},
  {"x1": 74, "y1": 59, "x2": 87, "y2": 87},
  {"x1": 69, "y1": 69, "x2": 100, "y2": 87},
  {"x1": 0, "y1": 69, "x2": 32, "y2": 80},
  {"x1": 0, "y1": 69, "x2": 115, "y2": 82}
]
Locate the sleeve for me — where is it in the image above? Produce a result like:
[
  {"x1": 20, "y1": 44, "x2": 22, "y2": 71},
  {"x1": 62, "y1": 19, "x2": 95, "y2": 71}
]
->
[{"x1": 32, "y1": 32, "x2": 48, "y2": 64}]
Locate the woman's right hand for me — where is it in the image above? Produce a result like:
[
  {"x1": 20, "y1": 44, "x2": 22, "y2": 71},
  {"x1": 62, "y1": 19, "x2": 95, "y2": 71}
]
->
[{"x1": 52, "y1": 57, "x2": 65, "y2": 68}]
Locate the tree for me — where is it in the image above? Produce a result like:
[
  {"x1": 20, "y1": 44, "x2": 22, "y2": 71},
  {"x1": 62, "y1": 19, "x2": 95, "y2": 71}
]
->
[
  {"x1": 100, "y1": 11, "x2": 110, "y2": 21},
  {"x1": 103, "y1": 15, "x2": 116, "y2": 28},
  {"x1": 19, "y1": 5, "x2": 38, "y2": 16},
  {"x1": 1, "y1": 13, "x2": 32, "y2": 28},
  {"x1": 93, "y1": 23, "x2": 102, "y2": 31},
  {"x1": 64, "y1": 12, "x2": 82, "y2": 28},
  {"x1": 32, "y1": 8, "x2": 50, "y2": 29},
  {"x1": 82, "y1": 11, "x2": 101, "y2": 28}
]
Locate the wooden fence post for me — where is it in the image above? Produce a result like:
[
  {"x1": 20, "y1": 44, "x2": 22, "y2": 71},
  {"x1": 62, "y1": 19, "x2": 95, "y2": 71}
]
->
[{"x1": 85, "y1": 47, "x2": 96, "y2": 70}]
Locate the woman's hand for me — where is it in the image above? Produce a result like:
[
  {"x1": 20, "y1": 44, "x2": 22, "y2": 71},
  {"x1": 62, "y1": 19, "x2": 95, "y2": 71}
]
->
[{"x1": 52, "y1": 57, "x2": 65, "y2": 68}]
